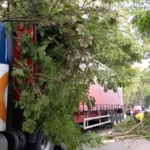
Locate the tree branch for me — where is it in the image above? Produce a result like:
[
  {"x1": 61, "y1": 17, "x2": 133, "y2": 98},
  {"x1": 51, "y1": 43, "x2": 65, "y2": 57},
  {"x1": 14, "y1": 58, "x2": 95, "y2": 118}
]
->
[
  {"x1": 34, "y1": 73, "x2": 62, "y2": 82},
  {"x1": 0, "y1": 18, "x2": 34, "y2": 22},
  {"x1": 82, "y1": 0, "x2": 96, "y2": 9},
  {"x1": 14, "y1": 58, "x2": 26, "y2": 69},
  {"x1": 33, "y1": 80, "x2": 42, "y2": 96}
]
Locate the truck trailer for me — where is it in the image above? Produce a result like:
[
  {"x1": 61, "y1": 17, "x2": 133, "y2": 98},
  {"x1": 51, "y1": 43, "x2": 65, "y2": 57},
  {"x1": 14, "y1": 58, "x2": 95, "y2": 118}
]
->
[
  {"x1": 74, "y1": 83, "x2": 124, "y2": 130},
  {"x1": 0, "y1": 22, "x2": 124, "y2": 150}
]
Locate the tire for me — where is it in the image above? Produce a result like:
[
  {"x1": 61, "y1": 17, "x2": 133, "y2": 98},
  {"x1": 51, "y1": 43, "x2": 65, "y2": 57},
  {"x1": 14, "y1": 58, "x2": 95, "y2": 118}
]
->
[
  {"x1": 121, "y1": 113, "x2": 125, "y2": 120},
  {"x1": 120, "y1": 113, "x2": 124, "y2": 122},
  {"x1": 2, "y1": 131, "x2": 19, "y2": 150},
  {"x1": 0, "y1": 133, "x2": 8, "y2": 150},
  {"x1": 30, "y1": 131, "x2": 54, "y2": 150},
  {"x1": 13, "y1": 131, "x2": 26, "y2": 150},
  {"x1": 116, "y1": 114, "x2": 120, "y2": 123},
  {"x1": 60, "y1": 143, "x2": 68, "y2": 150},
  {"x1": 54, "y1": 143, "x2": 68, "y2": 150},
  {"x1": 110, "y1": 114, "x2": 117, "y2": 125}
]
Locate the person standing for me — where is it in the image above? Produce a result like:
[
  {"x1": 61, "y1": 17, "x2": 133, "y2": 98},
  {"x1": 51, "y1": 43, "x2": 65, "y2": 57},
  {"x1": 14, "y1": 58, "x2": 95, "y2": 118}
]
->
[
  {"x1": 126, "y1": 106, "x2": 132, "y2": 116},
  {"x1": 141, "y1": 105, "x2": 145, "y2": 112}
]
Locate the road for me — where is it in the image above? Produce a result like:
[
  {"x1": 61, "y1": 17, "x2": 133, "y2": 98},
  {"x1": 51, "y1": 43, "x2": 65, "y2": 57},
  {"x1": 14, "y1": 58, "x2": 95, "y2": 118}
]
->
[
  {"x1": 83, "y1": 125, "x2": 150, "y2": 150},
  {"x1": 83, "y1": 138, "x2": 150, "y2": 150}
]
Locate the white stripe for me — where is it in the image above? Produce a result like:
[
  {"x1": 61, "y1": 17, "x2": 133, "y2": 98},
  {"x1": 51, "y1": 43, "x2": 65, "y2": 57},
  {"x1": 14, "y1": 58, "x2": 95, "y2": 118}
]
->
[
  {"x1": 0, "y1": 64, "x2": 9, "y2": 77},
  {"x1": 0, "y1": 119, "x2": 6, "y2": 131}
]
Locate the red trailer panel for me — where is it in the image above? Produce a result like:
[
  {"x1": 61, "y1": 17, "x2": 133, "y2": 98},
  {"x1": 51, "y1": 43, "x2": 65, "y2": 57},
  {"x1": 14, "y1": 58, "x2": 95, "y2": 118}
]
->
[
  {"x1": 89, "y1": 84, "x2": 123, "y2": 106},
  {"x1": 78, "y1": 84, "x2": 123, "y2": 112},
  {"x1": 75, "y1": 83, "x2": 124, "y2": 129}
]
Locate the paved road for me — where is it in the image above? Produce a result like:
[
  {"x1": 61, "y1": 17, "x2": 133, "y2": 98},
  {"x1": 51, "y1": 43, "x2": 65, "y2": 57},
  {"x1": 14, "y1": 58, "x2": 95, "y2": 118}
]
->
[{"x1": 84, "y1": 138, "x2": 150, "y2": 150}]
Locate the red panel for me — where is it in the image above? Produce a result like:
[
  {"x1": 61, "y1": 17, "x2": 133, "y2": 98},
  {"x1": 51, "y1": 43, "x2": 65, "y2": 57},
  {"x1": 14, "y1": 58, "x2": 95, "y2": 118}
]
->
[
  {"x1": 74, "y1": 111, "x2": 99, "y2": 123},
  {"x1": 78, "y1": 84, "x2": 123, "y2": 112},
  {"x1": 89, "y1": 84, "x2": 123, "y2": 106},
  {"x1": 13, "y1": 24, "x2": 35, "y2": 101}
]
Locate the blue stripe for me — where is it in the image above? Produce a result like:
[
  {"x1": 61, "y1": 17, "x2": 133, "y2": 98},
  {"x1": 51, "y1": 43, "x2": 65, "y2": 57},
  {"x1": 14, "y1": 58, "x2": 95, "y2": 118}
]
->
[{"x1": 0, "y1": 22, "x2": 8, "y2": 64}]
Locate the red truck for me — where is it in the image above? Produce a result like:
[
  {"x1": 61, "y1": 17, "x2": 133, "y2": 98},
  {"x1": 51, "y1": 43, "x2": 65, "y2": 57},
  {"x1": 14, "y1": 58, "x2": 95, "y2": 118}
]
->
[
  {"x1": 0, "y1": 22, "x2": 124, "y2": 150},
  {"x1": 74, "y1": 83, "x2": 124, "y2": 130},
  {"x1": 0, "y1": 23, "x2": 57, "y2": 150}
]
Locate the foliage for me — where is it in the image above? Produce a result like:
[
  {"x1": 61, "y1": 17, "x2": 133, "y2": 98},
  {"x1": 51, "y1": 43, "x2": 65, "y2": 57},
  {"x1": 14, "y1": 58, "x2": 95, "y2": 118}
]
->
[
  {"x1": 133, "y1": 10, "x2": 150, "y2": 36},
  {"x1": 115, "y1": 113, "x2": 150, "y2": 140},
  {"x1": 125, "y1": 0, "x2": 150, "y2": 107},
  {"x1": 0, "y1": 0, "x2": 145, "y2": 149},
  {"x1": 145, "y1": 95, "x2": 150, "y2": 108},
  {"x1": 123, "y1": 68, "x2": 150, "y2": 106},
  {"x1": 81, "y1": 131, "x2": 105, "y2": 148},
  {"x1": 129, "y1": 0, "x2": 150, "y2": 35},
  {"x1": 114, "y1": 116, "x2": 136, "y2": 131},
  {"x1": 123, "y1": 69, "x2": 143, "y2": 105}
]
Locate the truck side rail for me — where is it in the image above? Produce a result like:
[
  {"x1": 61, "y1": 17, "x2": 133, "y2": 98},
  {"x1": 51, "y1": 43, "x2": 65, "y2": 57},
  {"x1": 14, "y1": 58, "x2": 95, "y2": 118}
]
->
[
  {"x1": 83, "y1": 114, "x2": 111, "y2": 130},
  {"x1": 78, "y1": 104, "x2": 123, "y2": 112}
]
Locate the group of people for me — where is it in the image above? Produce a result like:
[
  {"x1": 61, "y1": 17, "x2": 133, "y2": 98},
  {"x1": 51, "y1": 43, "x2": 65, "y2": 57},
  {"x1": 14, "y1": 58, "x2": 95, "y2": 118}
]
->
[{"x1": 126, "y1": 106, "x2": 148, "y2": 124}]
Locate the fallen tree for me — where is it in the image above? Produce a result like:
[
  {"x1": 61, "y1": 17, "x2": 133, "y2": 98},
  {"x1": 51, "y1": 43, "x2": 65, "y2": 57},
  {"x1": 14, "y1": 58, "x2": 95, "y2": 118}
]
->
[{"x1": 104, "y1": 113, "x2": 150, "y2": 140}]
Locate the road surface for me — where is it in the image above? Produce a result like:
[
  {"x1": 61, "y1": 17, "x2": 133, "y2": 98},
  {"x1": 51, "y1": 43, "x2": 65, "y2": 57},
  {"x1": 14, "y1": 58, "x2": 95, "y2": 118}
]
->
[{"x1": 84, "y1": 138, "x2": 150, "y2": 150}]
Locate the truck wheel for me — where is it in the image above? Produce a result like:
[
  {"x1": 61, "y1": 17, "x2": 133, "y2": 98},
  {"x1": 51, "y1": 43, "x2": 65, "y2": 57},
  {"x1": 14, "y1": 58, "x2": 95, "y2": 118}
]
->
[
  {"x1": 121, "y1": 113, "x2": 124, "y2": 120},
  {"x1": 13, "y1": 131, "x2": 26, "y2": 150},
  {"x1": 54, "y1": 143, "x2": 68, "y2": 150},
  {"x1": 119, "y1": 113, "x2": 123, "y2": 122},
  {"x1": 2, "y1": 131, "x2": 19, "y2": 150},
  {"x1": 60, "y1": 143, "x2": 68, "y2": 150},
  {"x1": 30, "y1": 131, "x2": 54, "y2": 150},
  {"x1": 0, "y1": 133, "x2": 8, "y2": 150},
  {"x1": 110, "y1": 114, "x2": 117, "y2": 125},
  {"x1": 116, "y1": 114, "x2": 120, "y2": 123}
]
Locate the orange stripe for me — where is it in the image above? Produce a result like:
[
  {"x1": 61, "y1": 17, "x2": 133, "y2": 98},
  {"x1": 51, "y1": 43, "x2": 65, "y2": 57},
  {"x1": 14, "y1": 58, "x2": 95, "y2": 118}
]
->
[{"x1": 0, "y1": 72, "x2": 8, "y2": 123}]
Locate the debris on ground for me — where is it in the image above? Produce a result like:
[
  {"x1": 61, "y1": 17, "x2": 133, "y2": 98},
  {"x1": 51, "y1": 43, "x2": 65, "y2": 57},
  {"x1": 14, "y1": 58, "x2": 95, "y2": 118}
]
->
[
  {"x1": 81, "y1": 131, "x2": 105, "y2": 148},
  {"x1": 105, "y1": 113, "x2": 150, "y2": 140},
  {"x1": 79, "y1": 113, "x2": 150, "y2": 149}
]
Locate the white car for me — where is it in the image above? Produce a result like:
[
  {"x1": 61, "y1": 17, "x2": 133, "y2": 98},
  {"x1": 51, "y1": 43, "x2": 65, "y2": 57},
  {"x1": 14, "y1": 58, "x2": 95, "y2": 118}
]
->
[{"x1": 133, "y1": 106, "x2": 142, "y2": 115}]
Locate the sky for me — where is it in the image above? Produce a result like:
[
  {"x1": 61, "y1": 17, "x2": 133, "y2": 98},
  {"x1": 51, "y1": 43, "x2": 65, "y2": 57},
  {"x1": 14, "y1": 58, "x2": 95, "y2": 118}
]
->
[{"x1": 134, "y1": 59, "x2": 150, "y2": 70}]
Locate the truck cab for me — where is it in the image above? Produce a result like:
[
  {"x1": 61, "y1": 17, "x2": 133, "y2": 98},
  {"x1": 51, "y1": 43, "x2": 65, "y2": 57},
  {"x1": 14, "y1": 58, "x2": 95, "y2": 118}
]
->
[{"x1": 0, "y1": 22, "x2": 59, "y2": 150}]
